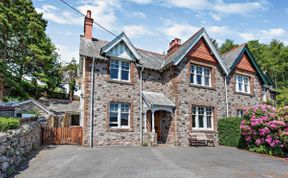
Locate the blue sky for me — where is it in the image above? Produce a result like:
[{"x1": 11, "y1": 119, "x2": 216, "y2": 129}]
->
[{"x1": 32, "y1": 0, "x2": 288, "y2": 63}]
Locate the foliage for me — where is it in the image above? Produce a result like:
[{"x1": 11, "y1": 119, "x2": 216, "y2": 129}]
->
[
  {"x1": 0, "y1": 117, "x2": 20, "y2": 132},
  {"x1": 219, "y1": 39, "x2": 239, "y2": 54},
  {"x1": 0, "y1": 0, "x2": 62, "y2": 99},
  {"x1": 218, "y1": 117, "x2": 246, "y2": 148},
  {"x1": 240, "y1": 104, "x2": 288, "y2": 157},
  {"x1": 61, "y1": 58, "x2": 78, "y2": 100}
]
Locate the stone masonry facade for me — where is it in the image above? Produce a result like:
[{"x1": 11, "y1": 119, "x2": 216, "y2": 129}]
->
[{"x1": 79, "y1": 10, "x2": 276, "y2": 146}]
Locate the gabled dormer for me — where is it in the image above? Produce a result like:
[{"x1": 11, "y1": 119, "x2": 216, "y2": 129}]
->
[
  {"x1": 100, "y1": 32, "x2": 142, "y2": 83},
  {"x1": 101, "y1": 32, "x2": 142, "y2": 61}
]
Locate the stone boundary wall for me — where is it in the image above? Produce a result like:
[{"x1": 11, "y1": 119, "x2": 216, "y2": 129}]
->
[{"x1": 0, "y1": 122, "x2": 41, "y2": 177}]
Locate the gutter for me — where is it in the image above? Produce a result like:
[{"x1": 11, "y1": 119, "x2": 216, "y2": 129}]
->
[
  {"x1": 139, "y1": 65, "x2": 144, "y2": 144},
  {"x1": 90, "y1": 57, "x2": 96, "y2": 147},
  {"x1": 224, "y1": 76, "x2": 229, "y2": 117}
]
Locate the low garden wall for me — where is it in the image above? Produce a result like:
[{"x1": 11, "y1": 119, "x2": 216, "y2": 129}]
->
[{"x1": 0, "y1": 121, "x2": 41, "y2": 177}]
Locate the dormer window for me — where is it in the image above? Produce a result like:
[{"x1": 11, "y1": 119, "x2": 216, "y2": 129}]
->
[
  {"x1": 236, "y1": 74, "x2": 250, "y2": 94},
  {"x1": 190, "y1": 64, "x2": 211, "y2": 87},
  {"x1": 110, "y1": 60, "x2": 130, "y2": 81}
]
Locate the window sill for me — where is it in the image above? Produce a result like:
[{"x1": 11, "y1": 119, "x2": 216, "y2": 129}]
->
[
  {"x1": 106, "y1": 128, "x2": 133, "y2": 132},
  {"x1": 107, "y1": 79, "x2": 133, "y2": 85},
  {"x1": 235, "y1": 92, "x2": 254, "y2": 97},
  {"x1": 189, "y1": 84, "x2": 216, "y2": 90},
  {"x1": 191, "y1": 129, "x2": 216, "y2": 133}
]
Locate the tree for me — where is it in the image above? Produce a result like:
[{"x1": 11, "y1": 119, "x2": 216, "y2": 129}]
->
[
  {"x1": 219, "y1": 39, "x2": 239, "y2": 54},
  {"x1": 62, "y1": 58, "x2": 78, "y2": 101},
  {"x1": 0, "y1": 0, "x2": 62, "y2": 100}
]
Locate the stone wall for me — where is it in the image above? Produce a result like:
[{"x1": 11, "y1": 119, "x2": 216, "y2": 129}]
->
[
  {"x1": 14, "y1": 102, "x2": 50, "y2": 119},
  {"x1": 0, "y1": 122, "x2": 41, "y2": 177}
]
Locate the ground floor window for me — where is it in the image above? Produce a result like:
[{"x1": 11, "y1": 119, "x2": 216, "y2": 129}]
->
[
  {"x1": 71, "y1": 115, "x2": 80, "y2": 126},
  {"x1": 109, "y1": 103, "x2": 130, "y2": 128},
  {"x1": 192, "y1": 106, "x2": 213, "y2": 130},
  {"x1": 237, "y1": 110, "x2": 244, "y2": 117}
]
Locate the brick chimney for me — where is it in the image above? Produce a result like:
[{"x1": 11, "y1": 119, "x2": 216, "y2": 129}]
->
[
  {"x1": 84, "y1": 10, "x2": 93, "y2": 40},
  {"x1": 167, "y1": 38, "x2": 181, "y2": 55}
]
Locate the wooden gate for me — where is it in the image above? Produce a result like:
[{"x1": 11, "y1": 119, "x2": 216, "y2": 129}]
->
[{"x1": 41, "y1": 127, "x2": 83, "y2": 145}]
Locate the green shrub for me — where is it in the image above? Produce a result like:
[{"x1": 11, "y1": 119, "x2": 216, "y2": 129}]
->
[
  {"x1": 218, "y1": 117, "x2": 245, "y2": 147},
  {"x1": 0, "y1": 117, "x2": 20, "y2": 132}
]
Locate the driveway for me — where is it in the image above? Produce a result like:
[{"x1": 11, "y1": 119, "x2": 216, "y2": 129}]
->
[{"x1": 16, "y1": 145, "x2": 287, "y2": 178}]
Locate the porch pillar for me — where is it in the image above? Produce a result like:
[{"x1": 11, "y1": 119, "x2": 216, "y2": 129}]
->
[
  {"x1": 144, "y1": 112, "x2": 147, "y2": 132},
  {"x1": 152, "y1": 109, "x2": 155, "y2": 133}
]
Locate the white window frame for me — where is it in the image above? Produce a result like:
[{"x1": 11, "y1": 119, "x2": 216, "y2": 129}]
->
[
  {"x1": 190, "y1": 64, "x2": 211, "y2": 87},
  {"x1": 109, "y1": 103, "x2": 130, "y2": 129},
  {"x1": 110, "y1": 59, "x2": 130, "y2": 82},
  {"x1": 192, "y1": 106, "x2": 213, "y2": 130},
  {"x1": 235, "y1": 74, "x2": 250, "y2": 94},
  {"x1": 237, "y1": 110, "x2": 244, "y2": 117}
]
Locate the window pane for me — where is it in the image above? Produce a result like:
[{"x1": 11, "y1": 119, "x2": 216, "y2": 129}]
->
[
  {"x1": 197, "y1": 75, "x2": 202, "y2": 84},
  {"x1": 121, "y1": 70, "x2": 129, "y2": 81},
  {"x1": 192, "y1": 115, "x2": 196, "y2": 128},
  {"x1": 109, "y1": 123, "x2": 118, "y2": 127},
  {"x1": 110, "y1": 103, "x2": 118, "y2": 112},
  {"x1": 190, "y1": 74, "x2": 194, "y2": 83},
  {"x1": 198, "y1": 107, "x2": 204, "y2": 115},
  {"x1": 121, "y1": 113, "x2": 129, "y2": 126},
  {"x1": 121, "y1": 62, "x2": 129, "y2": 70},
  {"x1": 206, "y1": 116, "x2": 211, "y2": 128},
  {"x1": 111, "y1": 68, "x2": 118, "y2": 79},
  {"x1": 110, "y1": 60, "x2": 119, "y2": 68},
  {"x1": 204, "y1": 68, "x2": 210, "y2": 76},
  {"x1": 190, "y1": 65, "x2": 195, "y2": 73},
  {"x1": 244, "y1": 84, "x2": 249, "y2": 93},
  {"x1": 238, "y1": 82, "x2": 242, "y2": 91},
  {"x1": 110, "y1": 112, "x2": 118, "y2": 125},
  {"x1": 121, "y1": 104, "x2": 129, "y2": 112},
  {"x1": 204, "y1": 76, "x2": 210, "y2": 86},
  {"x1": 199, "y1": 115, "x2": 204, "y2": 128},
  {"x1": 192, "y1": 107, "x2": 196, "y2": 114}
]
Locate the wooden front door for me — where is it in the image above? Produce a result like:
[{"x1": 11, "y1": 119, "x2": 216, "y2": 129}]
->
[{"x1": 155, "y1": 112, "x2": 161, "y2": 142}]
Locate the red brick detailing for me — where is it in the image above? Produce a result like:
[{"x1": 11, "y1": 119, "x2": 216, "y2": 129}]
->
[
  {"x1": 187, "y1": 38, "x2": 217, "y2": 64},
  {"x1": 106, "y1": 59, "x2": 135, "y2": 85},
  {"x1": 167, "y1": 38, "x2": 181, "y2": 56},
  {"x1": 236, "y1": 52, "x2": 255, "y2": 73},
  {"x1": 84, "y1": 10, "x2": 93, "y2": 40}
]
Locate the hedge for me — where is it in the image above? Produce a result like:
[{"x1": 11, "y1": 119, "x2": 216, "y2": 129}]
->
[
  {"x1": 218, "y1": 117, "x2": 245, "y2": 148},
  {"x1": 0, "y1": 117, "x2": 20, "y2": 132}
]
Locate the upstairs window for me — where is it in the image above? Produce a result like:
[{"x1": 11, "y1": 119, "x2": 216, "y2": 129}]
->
[
  {"x1": 190, "y1": 64, "x2": 211, "y2": 87},
  {"x1": 109, "y1": 103, "x2": 130, "y2": 128},
  {"x1": 192, "y1": 106, "x2": 213, "y2": 130},
  {"x1": 236, "y1": 75, "x2": 250, "y2": 94},
  {"x1": 110, "y1": 60, "x2": 130, "y2": 81}
]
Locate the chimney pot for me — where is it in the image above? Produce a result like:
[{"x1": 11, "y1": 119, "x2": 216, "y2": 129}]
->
[
  {"x1": 84, "y1": 10, "x2": 94, "y2": 40},
  {"x1": 167, "y1": 38, "x2": 181, "y2": 55}
]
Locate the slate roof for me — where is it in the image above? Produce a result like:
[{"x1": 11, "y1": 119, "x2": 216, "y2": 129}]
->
[
  {"x1": 39, "y1": 98, "x2": 80, "y2": 115},
  {"x1": 221, "y1": 44, "x2": 246, "y2": 71},
  {"x1": 142, "y1": 91, "x2": 175, "y2": 107},
  {"x1": 80, "y1": 36, "x2": 165, "y2": 70}
]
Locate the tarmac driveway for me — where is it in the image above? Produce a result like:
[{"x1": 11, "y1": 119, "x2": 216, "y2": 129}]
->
[{"x1": 16, "y1": 145, "x2": 287, "y2": 178}]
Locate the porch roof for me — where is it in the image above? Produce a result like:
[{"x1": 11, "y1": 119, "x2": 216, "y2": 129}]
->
[{"x1": 142, "y1": 91, "x2": 175, "y2": 108}]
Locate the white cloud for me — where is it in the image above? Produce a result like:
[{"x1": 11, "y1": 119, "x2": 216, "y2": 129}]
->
[
  {"x1": 130, "y1": 11, "x2": 146, "y2": 18},
  {"x1": 55, "y1": 44, "x2": 78, "y2": 63},
  {"x1": 239, "y1": 33, "x2": 256, "y2": 41},
  {"x1": 207, "y1": 26, "x2": 229, "y2": 34},
  {"x1": 136, "y1": 0, "x2": 268, "y2": 21},
  {"x1": 163, "y1": 23, "x2": 199, "y2": 40},
  {"x1": 36, "y1": 0, "x2": 120, "y2": 28},
  {"x1": 261, "y1": 28, "x2": 286, "y2": 37},
  {"x1": 123, "y1": 25, "x2": 153, "y2": 38},
  {"x1": 129, "y1": 0, "x2": 154, "y2": 4}
]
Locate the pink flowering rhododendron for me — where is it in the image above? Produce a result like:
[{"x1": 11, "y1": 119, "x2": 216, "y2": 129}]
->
[{"x1": 240, "y1": 104, "x2": 288, "y2": 157}]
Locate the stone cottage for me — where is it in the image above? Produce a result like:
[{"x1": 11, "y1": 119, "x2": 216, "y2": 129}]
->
[{"x1": 78, "y1": 10, "x2": 276, "y2": 146}]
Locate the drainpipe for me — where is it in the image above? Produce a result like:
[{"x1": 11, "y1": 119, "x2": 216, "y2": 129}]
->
[
  {"x1": 90, "y1": 57, "x2": 95, "y2": 147},
  {"x1": 224, "y1": 76, "x2": 229, "y2": 117},
  {"x1": 139, "y1": 65, "x2": 144, "y2": 144}
]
